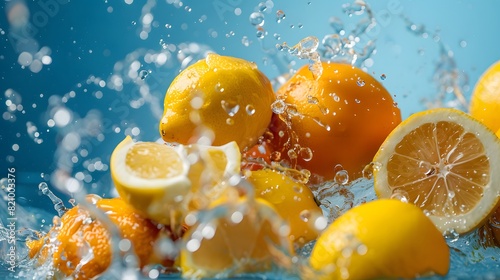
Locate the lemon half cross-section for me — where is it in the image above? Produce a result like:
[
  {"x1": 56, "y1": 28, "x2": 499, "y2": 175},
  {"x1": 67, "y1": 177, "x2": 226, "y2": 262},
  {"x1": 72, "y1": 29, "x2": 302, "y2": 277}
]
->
[
  {"x1": 111, "y1": 136, "x2": 241, "y2": 225},
  {"x1": 373, "y1": 108, "x2": 500, "y2": 234}
]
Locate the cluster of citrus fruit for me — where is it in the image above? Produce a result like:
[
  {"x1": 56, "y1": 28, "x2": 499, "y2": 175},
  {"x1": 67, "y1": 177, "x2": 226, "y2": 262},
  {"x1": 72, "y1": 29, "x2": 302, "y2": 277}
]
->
[{"x1": 27, "y1": 54, "x2": 500, "y2": 279}]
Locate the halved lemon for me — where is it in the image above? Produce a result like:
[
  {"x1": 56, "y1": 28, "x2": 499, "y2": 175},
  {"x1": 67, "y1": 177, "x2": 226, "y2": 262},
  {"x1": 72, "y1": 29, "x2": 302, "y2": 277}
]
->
[
  {"x1": 373, "y1": 108, "x2": 500, "y2": 234},
  {"x1": 110, "y1": 136, "x2": 241, "y2": 225}
]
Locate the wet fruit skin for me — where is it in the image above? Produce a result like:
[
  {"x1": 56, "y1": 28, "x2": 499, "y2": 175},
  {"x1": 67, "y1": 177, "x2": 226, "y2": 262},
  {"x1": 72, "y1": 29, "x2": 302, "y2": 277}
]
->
[
  {"x1": 27, "y1": 198, "x2": 174, "y2": 279},
  {"x1": 159, "y1": 53, "x2": 275, "y2": 151},
  {"x1": 270, "y1": 62, "x2": 402, "y2": 182}
]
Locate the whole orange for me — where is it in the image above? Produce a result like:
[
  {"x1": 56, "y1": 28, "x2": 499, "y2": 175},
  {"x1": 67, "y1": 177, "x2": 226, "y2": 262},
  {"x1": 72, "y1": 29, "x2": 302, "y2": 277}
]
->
[
  {"x1": 27, "y1": 198, "x2": 174, "y2": 279},
  {"x1": 270, "y1": 62, "x2": 401, "y2": 182}
]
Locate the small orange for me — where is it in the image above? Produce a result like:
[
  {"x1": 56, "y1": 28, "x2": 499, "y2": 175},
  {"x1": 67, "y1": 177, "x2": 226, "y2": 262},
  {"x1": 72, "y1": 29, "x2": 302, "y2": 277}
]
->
[
  {"x1": 270, "y1": 62, "x2": 401, "y2": 182},
  {"x1": 27, "y1": 197, "x2": 174, "y2": 279}
]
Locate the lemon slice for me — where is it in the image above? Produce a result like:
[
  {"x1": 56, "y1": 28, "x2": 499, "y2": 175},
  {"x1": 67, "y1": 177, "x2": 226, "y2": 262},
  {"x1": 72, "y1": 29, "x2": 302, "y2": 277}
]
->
[
  {"x1": 111, "y1": 136, "x2": 241, "y2": 225},
  {"x1": 373, "y1": 108, "x2": 500, "y2": 234}
]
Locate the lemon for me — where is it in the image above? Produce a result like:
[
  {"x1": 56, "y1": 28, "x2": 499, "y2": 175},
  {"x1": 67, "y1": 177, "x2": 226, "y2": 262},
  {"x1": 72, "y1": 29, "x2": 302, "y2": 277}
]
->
[
  {"x1": 159, "y1": 53, "x2": 275, "y2": 151},
  {"x1": 245, "y1": 168, "x2": 323, "y2": 246},
  {"x1": 309, "y1": 199, "x2": 449, "y2": 280},
  {"x1": 469, "y1": 60, "x2": 500, "y2": 132},
  {"x1": 180, "y1": 197, "x2": 294, "y2": 278},
  {"x1": 373, "y1": 108, "x2": 500, "y2": 234},
  {"x1": 110, "y1": 135, "x2": 241, "y2": 225}
]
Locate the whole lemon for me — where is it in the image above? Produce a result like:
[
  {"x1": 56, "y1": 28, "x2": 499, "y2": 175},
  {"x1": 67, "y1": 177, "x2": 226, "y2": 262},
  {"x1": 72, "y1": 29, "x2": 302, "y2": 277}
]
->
[
  {"x1": 309, "y1": 199, "x2": 449, "y2": 280},
  {"x1": 160, "y1": 53, "x2": 275, "y2": 151},
  {"x1": 470, "y1": 60, "x2": 500, "y2": 132},
  {"x1": 270, "y1": 62, "x2": 401, "y2": 182}
]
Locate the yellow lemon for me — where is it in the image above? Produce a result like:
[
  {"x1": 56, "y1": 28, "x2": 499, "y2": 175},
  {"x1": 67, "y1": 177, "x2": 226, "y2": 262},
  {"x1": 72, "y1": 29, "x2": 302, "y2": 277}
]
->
[
  {"x1": 110, "y1": 135, "x2": 240, "y2": 225},
  {"x1": 159, "y1": 53, "x2": 275, "y2": 151},
  {"x1": 180, "y1": 197, "x2": 294, "y2": 278},
  {"x1": 373, "y1": 108, "x2": 500, "y2": 234},
  {"x1": 309, "y1": 199, "x2": 449, "y2": 280},
  {"x1": 245, "y1": 168, "x2": 323, "y2": 246},
  {"x1": 469, "y1": 60, "x2": 500, "y2": 132}
]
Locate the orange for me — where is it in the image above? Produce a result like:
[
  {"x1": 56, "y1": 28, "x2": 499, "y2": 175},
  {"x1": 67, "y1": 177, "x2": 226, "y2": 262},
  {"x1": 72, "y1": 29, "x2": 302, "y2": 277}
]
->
[
  {"x1": 373, "y1": 108, "x2": 500, "y2": 234},
  {"x1": 27, "y1": 197, "x2": 174, "y2": 279},
  {"x1": 269, "y1": 62, "x2": 401, "y2": 182},
  {"x1": 245, "y1": 168, "x2": 324, "y2": 246},
  {"x1": 469, "y1": 60, "x2": 500, "y2": 132}
]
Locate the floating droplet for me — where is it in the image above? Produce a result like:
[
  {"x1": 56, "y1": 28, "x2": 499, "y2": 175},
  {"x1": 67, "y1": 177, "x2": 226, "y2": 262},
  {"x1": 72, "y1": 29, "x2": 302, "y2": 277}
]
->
[
  {"x1": 380, "y1": 74, "x2": 386, "y2": 80},
  {"x1": 276, "y1": 10, "x2": 286, "y2": 23},
  {"x1": 334, "y1": 170, "x2": 349, "y2": 185},
  {"x1": 356, "y1": 79, "x2": 365, "y2": 87},
  {"x1": 245, "y1": 104, "x2": 256, "y2": 115},
  {"x1": 249, "y1": 12, "x2": 265, "y2": 26}
]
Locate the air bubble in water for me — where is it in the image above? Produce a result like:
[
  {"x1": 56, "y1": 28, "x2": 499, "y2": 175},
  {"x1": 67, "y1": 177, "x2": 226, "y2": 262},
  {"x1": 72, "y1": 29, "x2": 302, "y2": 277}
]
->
[{"x1": 380, "y1": 74, "x2": 387, "y2": 80}]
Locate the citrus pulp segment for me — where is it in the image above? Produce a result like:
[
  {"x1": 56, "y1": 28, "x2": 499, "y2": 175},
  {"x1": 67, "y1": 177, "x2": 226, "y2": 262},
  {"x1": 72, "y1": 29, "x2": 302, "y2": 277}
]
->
[{"x1": 373, "y1": 108, "x2": 500, "y2": 234}]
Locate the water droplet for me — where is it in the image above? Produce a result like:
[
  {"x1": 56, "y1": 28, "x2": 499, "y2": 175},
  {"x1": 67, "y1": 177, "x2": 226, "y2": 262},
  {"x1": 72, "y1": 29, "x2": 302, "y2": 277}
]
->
[
  {"x1": 362, "y1": 163, "x2": 374, "y2": 179},
  {"x1": 299, "y1": 147, "x2": 313, "y2": 162},
  {"x1": 226, "y1": 118, "x2": 234, "y2": 125},
  {"x1": 334, "y1": 170, "x2": 349, "y2": 185},
  {"x1": 241, "y1": 36, "x2": 251, "y2": 47},
  {"x1": 256, "y1": 26, "x2": 266, "y2": 39},
  {"x1": 221, "y1": 100, "x2": 240, "y2": 116},
  {"x1": 380, "y1": 74, "x2": 386, "y2": 80},
  {"x1": 139, "y1": 69, "x2": 150, "y2": 80},
  {"x1": 258, "y1": 2, "x2": 267, "y2": 12},
  {"x1": 354, "y1": 98, "x2": 361, "y2": 104},
  {"x1": 131, "y1": 21, "x2": 137, "y2": 25},
  {"x1": 390, "y1": 189, "x2": 409, "y2": 203},
  {"x1": 165, "y1": 23, "x2": 172, "y2": 29},
  {"x1": 276, "y1": 10, "x2": 286, "y2": 23},
  {"x1": 215, "y1": 82, "x2": 225, "y2": 92},
  {"x1": 38, "y1": 182, "x2": 68, "y2": 216},
  {"x1": 271, "y1": 99, "x2": 287, "y2": 114},
  {"x1": 245, "y1": 104, "x2": 256, "y2": 115},
  {"x1": 444, "y1": 228, "x2": 460, "y2": 242},
  {"x1": 356, "y1": 79, "x2": 365, "y2": 87},
  {"x1": 300, "y1": 210, "x2": 311, "y2": 222},
  {"x1": 249, "y1": 12, "x2": 265, "y2": 26},
  {"x1": 274, "y1": 33, "x2": 281, "y2": 40}
]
